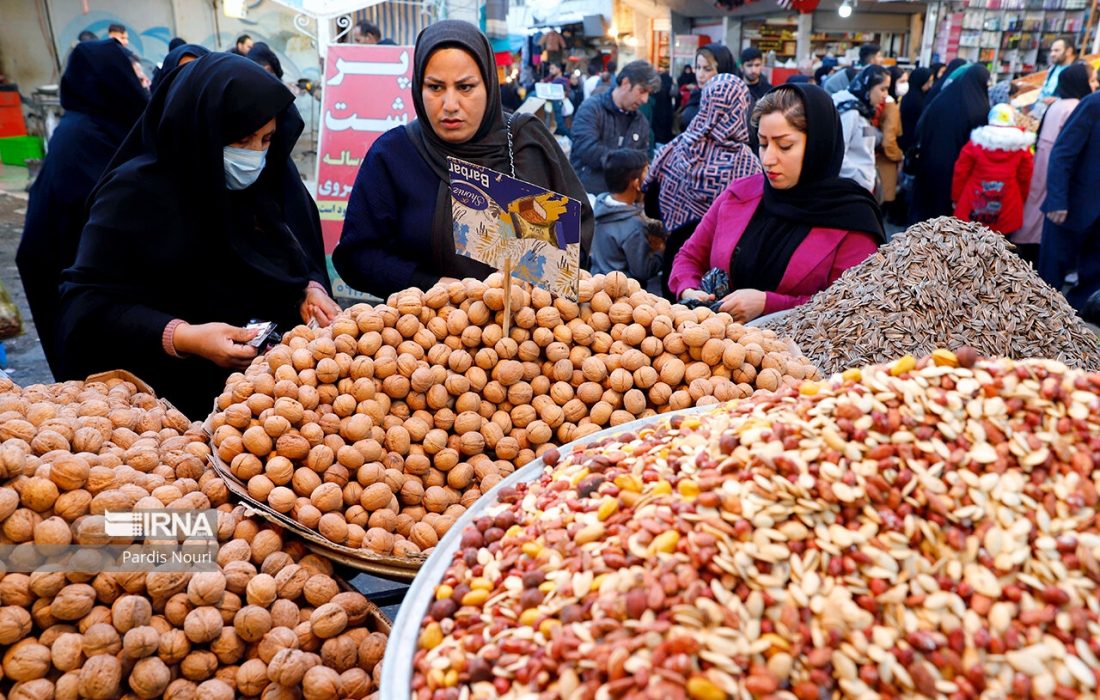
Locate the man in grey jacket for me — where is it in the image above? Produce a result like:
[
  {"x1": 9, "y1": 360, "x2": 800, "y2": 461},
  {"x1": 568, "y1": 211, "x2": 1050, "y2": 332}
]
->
[{"x1": 570, "y1": 61, "x2": 660, "y2": 194}]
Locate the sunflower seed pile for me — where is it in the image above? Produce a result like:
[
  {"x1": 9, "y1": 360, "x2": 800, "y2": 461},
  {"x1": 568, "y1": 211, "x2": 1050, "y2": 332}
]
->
[{"x1": 764, "y1": 218, "x2": 1100, "y2": 374}]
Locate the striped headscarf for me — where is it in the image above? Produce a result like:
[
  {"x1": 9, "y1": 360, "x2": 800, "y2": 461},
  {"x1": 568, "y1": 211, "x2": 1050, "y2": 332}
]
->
[{"x1": 647, "y1": 74, "x2": 762, "y2": 230}]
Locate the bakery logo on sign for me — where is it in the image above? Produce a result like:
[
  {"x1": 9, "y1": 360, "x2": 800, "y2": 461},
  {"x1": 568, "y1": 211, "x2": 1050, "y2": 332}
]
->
[{"x1": 104, "y1": 510, "x2": 217, "y2": 540}]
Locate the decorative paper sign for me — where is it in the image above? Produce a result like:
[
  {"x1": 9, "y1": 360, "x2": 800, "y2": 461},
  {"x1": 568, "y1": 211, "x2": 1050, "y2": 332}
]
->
[
  {"x1": 448, "y1": 157, "x2": 582, "y2": 300},
  {"x1": 316, "y1": 44, "x2": 414, "y2": 299},
  {"x1": 534, "y1": 82, "x2": 566, "y2": 100}
]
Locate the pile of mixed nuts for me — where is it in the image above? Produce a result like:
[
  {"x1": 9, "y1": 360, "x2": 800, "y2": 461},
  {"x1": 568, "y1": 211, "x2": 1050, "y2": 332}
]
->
[{"x1": 412, "y1": 351, "x2": 1100, "y2": 699}]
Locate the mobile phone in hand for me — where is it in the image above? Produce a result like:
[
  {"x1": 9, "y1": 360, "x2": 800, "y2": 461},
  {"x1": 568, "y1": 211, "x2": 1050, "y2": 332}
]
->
[{"x1": 244, "y1": 321, "x2": 277, "y2": 349}]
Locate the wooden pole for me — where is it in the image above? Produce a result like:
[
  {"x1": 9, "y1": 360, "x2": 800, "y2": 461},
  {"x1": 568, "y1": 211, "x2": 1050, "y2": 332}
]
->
[{"x1": 502, "y1": 257, "x2": 513, "y2": 340}]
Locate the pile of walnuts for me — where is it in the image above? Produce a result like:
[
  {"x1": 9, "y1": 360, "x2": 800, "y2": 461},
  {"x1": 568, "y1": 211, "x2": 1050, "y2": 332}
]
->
[
  {"x1": 0, "y1": 376, "x2": 389, "y2": 700},
  {"x1": 0, "y1": 505, "x2": 388, "y2": 700},
  {"x1": 210, "y1": 272, "x2": 819, "y2": 559},
  {"x1": 0, "y1": 375, "x2": 226, "y2": 561}
]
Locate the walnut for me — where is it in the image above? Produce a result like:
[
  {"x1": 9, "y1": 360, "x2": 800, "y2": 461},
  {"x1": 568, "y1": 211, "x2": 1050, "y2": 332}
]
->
[
  {"x1": 257, "y1": 626, "x2": 299, "y2": 664},
  {"x1": 330, "y1": 591, "x2": 370, "y2": 626},
  {"x1": 358, "y1": 631, "x2": 387, "y2": 672},
  {"x1": 319, "y1": 635, "x2": 359, "y2": 673},
  {"x1": 250, "y1": 530, "x2": 283, "y2": 565},
  {"x1": 205, "y1": 627, "x2": 244, "y2": 666},
  {"x1": 49, "y1": 454, "x2": 90, "y2": 491},
  {"x1": 122, "y1": 625, "x2": 160, "y2": 659},
  {"x1": 78, "y1": 653, "x2": 122, "y2": 699},
  {"x1": 234, "y1": 604, "x2": 273, "y2": 643},
  {"x1": 3, "y1": 639, "x2": 50, "y2": 681},
  {"x1": 183, "y1": 606, "x2": 223, "y2": 645},
  {"x1": 50, "y1": 631, "x2": 84, "y2": 672},
  {"x1": 180, "y1": 649, "x2": 219, "y2": 682},
  {"x1": 144, "y1": 571, "x2": 190, "y2": 608},
  {"x1": 157, "y1": 628, "x2": 191, "y2": 665},
  {"x1": 339, "y1": 667, "x2": 372, "y2": 699},
  {"x1": 163, "y1": 592, "x2": 192, "y2": 628},
  {"x1": 83, "y1": 622, "x2": 122, "y2": 657},
  {"x1": 269, "y1": 599, "x2": 300, "y2": 630},
  {"x1": 409, "y1": 522, "x2": 439, "y2": 550},
  {"x1": 359, "y1": 482, "x2": 392, "y2": 512},
  {"x1": 186, "y1": 572, "x2": 226, "y2": 607},
  {"x1": 294, "y1": 576, "x2": 336, "y2": 610},
  {"x1": 163, "y1": 678, "x2": 198, "y2": 700},
  {"x1": 0, "y1": 605, "x2": 33, "y2": 645},
  {"x1": 111, "y1": 595, "x2": 152, "y2": 633},
  {"x1": 236, "y1": 658, "x2": 270, "y2": 696},
  {"x1": 50, "y1": 583, "x2": 96, "y2": 621},
  {"x1": 265, "y1": 647, "x2": 317, "y2": 687},
  {"x1": 302, "y1": 665, "x2": 341, "y2": 700},
  {"x1": 194, "y1": 678, "x2": 234, "y2": 700},
  {"x1": 273, "y1": 564, "x2": 310, "y2": 600},
  {"x1": 245, "y1": 574, "x2": 277, "y2": 607},
  {"x1": 129, "y1": 656, "x2": 171, "y2": 699},
  {"x1": 309, "y1": 603, "x2": 348, "y2": 639}
]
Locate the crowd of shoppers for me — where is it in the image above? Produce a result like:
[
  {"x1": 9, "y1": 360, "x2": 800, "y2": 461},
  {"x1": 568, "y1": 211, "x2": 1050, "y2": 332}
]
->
[{"x1": 17, "y1": 20, "x2": 1100, "y2": 416}]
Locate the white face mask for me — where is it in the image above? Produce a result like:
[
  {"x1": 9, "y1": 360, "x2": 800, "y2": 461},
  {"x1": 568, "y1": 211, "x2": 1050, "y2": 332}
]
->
[
  {"x1": 223, "y1": 146, "x2": 268, "y2": 190},
  {"x1": 895, "y1": 82, "x2": 909, "y2": 97}
]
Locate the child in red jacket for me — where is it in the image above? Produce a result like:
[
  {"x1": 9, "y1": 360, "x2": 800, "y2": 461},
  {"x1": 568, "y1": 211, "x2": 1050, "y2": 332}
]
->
[{"x1": 952, "y1": 104, "x2": 1035, "y2": 234}]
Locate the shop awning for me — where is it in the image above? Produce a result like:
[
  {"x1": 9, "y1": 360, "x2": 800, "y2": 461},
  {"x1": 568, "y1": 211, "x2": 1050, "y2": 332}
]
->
[
  {"x1": 267, "y1": 0, "x2": 388, "y2": 18},
  {"x1": 528, "y1": 0, "x2": 612, "y2": 30}
]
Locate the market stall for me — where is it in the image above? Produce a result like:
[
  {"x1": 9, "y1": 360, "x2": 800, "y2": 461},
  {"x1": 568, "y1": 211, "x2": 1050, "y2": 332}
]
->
[{"x1": 0, "y1": 214, "x2": 1099, "y2": 699}]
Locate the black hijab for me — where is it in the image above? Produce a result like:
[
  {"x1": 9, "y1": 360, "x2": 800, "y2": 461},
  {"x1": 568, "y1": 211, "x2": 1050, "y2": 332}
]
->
[
  {"x1": 698, "y1": 45, "x2": 737, "y2": 76},
  {"x1": 837, "y1": 65, "x2": 888, "y2": 117},
  {"x1": 678, "y1": 65, "x2": 695, "y2": 87},
  {"x1": 910, "y1": 64, "x2": 989, "y2": 220},
  {"x1": 732, "y1": 83, "x2": 883, "y2": 292},
  {"x1": 151, "y1": 43, "x2": 209, "y2": 94},
  {"x1": 919, "y1": 63, "x2": 990, "y2": 141},
  {"x1": 60, "y1": 39, "x2": 148, "y2": 140},
  {"x1": 406, "y1": 20, "x2": 593, "y2": 280},
  {"x1": 929, "y1": 58, "x2": 967, "y2": 100},
  {"x1": 248, "y1": 42, "x2": 284, "y2": 80},
  {"x1": 899, "y1": 67, "x2": 932, "y2": 152},
  {"x1": 1056, "y1": 62, "x2": 1093, "y2": 100},
  {"x1": 16, "y1": 39, "x2": 149, "y2": 375},
  {"x1": 60, "y1": 55, "x2": 328, "y2": 412}
]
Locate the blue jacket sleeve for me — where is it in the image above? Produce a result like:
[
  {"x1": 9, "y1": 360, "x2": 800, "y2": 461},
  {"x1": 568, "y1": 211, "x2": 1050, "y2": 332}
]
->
[
  {"x1": 1043, "y1": 101, "x2": 1091, "y2": 215},
  {"x1": 332, "y1": 139, "x2": 423, "y2": 297}
]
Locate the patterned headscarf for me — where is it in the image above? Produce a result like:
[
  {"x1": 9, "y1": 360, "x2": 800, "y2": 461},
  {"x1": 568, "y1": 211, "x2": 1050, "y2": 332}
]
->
[
  {"x1": 836, "y1": 65, "x2": 889, "y2": 118},
  {"x1": 647, "y1": 74, "x2": 761, "y2": 231}
]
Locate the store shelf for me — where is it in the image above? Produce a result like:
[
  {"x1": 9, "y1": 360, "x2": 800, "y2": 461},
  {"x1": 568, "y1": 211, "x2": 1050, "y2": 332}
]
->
[{"x1": 942, "y1": 2, "x2": 1086, "y2": 79}]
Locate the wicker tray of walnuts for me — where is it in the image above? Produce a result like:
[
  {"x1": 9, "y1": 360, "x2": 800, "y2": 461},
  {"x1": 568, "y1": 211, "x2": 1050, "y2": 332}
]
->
[{"x1": 207, "y1": 448, "x2": 426, "y2": 580}]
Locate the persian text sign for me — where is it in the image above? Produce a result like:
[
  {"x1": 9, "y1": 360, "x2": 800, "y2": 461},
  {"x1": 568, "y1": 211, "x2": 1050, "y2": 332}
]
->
[
  {"x1": 448, "y1": 157, "x2": 582, "y2": 299},
  {"x1": 316, "y1": 44, "x2": 414, "y2": 298}
]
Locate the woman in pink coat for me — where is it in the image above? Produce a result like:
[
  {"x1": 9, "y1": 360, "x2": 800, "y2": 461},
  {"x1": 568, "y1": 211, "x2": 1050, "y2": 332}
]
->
[
  {"x1": 1015, "y1": 63, "x2": 1096, "y2": 264},
  {"x1": 670, "y1": 83, "x2": 884, "y2": 322}
]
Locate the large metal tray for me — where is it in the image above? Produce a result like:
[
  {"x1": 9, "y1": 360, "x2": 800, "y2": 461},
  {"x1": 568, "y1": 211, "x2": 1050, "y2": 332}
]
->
[{"x1": 379, "y1": 404, "x2": 716, "y2": 698}]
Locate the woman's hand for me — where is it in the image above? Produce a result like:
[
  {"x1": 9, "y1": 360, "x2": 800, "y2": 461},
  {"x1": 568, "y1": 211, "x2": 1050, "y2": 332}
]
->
[
  {"x1": 719, "y1": 289, "x2": 767, "y2": 323},
  {"x1": 301, "y1": 287, "x2": 341, "y2": 327},
  {"x1": 1047, "y1": 210, "x2": 1068, "y2": 225},
  {"x1": 679, "y1": 289, "x2": 714, "y2": 304},
  {"x1": 173, "y1": 323, "x2": 258, "y2": 369}
]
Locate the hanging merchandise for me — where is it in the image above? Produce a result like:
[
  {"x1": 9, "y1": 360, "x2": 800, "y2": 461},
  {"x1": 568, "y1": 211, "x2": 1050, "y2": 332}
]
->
[{"x1": 776, "y1": 0, "x2": 821, "y2": 12}]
